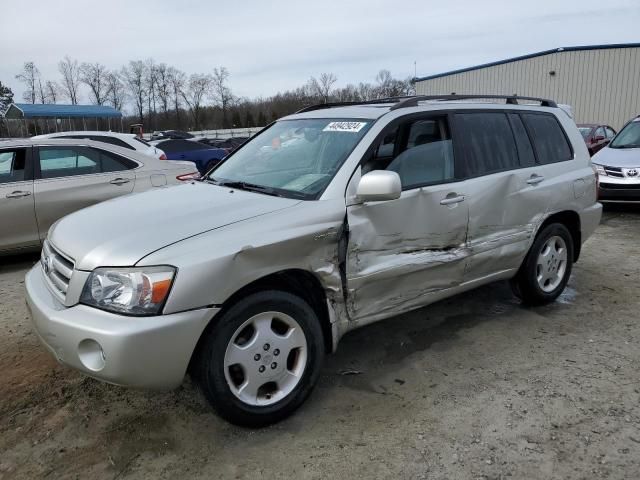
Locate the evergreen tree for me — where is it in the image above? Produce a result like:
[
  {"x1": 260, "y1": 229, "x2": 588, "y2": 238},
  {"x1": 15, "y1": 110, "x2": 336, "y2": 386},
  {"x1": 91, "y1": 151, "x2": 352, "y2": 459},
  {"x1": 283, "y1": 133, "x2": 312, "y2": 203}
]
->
[
  {"x1": 0, "y1": 81, "x2": 14, "y2": 113},
  {"x1": 257, "y1": 111, "x2": 267, "y2": 127},
  {"x1": 231, "y1": 109, "x2": 242, "y2": 128},
  {"x1": 245, "y1": 110, "x2": 255, "y2": 128}
]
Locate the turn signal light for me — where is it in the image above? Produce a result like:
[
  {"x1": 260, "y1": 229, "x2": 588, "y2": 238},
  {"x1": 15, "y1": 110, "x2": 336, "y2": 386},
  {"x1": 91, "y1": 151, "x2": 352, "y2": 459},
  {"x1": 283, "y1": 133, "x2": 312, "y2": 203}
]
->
[
  {"x1": 177, "y1": 172, "x2": 201, "y2": 181},
  {"x1": 159, "y1": 153, "x2": 167, "y2": 160}
]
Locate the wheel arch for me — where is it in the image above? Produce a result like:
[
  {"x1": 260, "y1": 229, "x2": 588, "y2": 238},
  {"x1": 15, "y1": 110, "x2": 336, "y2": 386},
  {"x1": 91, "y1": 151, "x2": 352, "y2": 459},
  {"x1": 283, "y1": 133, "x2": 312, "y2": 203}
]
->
[
  {"x1": 537, "y1": 210, "x2": 581, "y2": 262},
  {"x1": 188, "y1": 268, "x2": 333, "y2": 374}
]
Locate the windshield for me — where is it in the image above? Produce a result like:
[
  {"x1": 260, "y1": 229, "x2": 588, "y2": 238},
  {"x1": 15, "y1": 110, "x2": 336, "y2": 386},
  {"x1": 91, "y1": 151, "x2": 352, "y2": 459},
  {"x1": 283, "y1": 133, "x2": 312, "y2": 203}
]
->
[
  {"x1": 208, "y1": 118, "x2": 372, "y2": 199},
  {"x1": 578, "y1": 127, "x2": 592, "y2": 139},
  {"x1": 610, "y1": 120, "x2": 640, "y2": 148}
]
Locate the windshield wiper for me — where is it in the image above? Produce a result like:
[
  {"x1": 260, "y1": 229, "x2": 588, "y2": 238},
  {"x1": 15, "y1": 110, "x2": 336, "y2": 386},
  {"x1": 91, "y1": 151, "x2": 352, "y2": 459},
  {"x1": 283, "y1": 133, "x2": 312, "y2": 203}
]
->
[{"x1": 208, "y1": 179, "x2": 286, "y2": 197}]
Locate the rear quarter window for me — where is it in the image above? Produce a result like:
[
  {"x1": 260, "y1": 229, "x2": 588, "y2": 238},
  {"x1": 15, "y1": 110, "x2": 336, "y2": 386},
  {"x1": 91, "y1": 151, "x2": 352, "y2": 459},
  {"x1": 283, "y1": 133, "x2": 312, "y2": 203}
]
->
[{"x1": 522, "y1": 113, "x2": 573, "y2": 164}]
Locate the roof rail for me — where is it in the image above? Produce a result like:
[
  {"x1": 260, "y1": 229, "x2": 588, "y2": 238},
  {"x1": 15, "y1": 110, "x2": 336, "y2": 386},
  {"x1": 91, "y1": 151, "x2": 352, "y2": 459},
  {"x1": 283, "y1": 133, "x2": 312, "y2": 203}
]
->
[
  {"x1": 389, "y1": 94, "x2": 558, "y2": 110},
  {"x1": 295, "y1": 96, "x2": 416, "y2": 114},
  {"x1": 295, "y1": 94, "x2": 558, "y2": 114}
]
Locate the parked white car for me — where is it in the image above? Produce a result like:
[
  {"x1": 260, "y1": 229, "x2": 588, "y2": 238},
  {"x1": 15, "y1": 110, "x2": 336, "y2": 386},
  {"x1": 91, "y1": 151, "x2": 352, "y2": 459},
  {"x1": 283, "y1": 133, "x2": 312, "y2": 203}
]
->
[
  {"x1": 592, "y1": 116, "x2": 640, "y2": 202},
  {"x1": 0, "y1": 138, "x2": 198, "y2": 254},
  {"x1": 32, "y1": 131, "x2": 166, "y2": 160}
]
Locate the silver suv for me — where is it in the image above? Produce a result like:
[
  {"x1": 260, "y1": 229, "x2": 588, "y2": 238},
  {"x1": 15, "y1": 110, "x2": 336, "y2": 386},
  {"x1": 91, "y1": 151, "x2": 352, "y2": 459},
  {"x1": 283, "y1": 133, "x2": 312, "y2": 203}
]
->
[{"x1": 26, "y1": 95, "x2": 602, "y2": 426}]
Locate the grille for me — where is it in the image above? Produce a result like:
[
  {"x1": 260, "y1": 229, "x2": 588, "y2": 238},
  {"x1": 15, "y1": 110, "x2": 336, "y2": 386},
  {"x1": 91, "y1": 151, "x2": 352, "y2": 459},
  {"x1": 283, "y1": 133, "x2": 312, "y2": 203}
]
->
[
  {"x1": 603, "y1": 166, "x2": 624, "y2": 178},
  {"x1": 41, "y1": 240, "x2": 75, "y2": 300},
  {"x1": 600, "y1": 182, "x2": 640, "y2": 190}
]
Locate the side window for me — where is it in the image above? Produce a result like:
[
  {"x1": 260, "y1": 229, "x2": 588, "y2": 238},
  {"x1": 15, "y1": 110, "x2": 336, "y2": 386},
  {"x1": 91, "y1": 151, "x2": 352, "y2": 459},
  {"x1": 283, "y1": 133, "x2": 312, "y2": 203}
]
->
[
  {"x1": 385, "y1": 116, "x2": 454, "y2": 189},
  {"x1": 90, "y1": 136, "x2": 135, "y2": 150},
  {"x1": 606, "y1": 127, "x2": 616, "y2": 139},
  {"x1": 595, "y1": 127, "x2": 606, "y2": 139},
  {"x1": 39, "y1": 147, "x2": 100, "y2": 179},
  {"x1": 92, "y1": 148, "x2": 137, "y2": 172},
  {"x1": 454, "y1": 112, "x2": 519, "y2": 177},
  {"x1": 507, "y1": 114, "x2": 536, "y2": 168},
  {"x1": 521, "y1": 113, "x2": 573, "y2": 164},
  {"x1": 0, "y1": 149, "x2": 27, "y2": 184}
]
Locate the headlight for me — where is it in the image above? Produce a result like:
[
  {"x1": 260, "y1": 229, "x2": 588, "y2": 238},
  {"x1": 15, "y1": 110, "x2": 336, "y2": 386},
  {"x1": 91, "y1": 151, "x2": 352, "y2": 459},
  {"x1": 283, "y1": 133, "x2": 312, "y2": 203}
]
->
[
  {"x1": 80, "y1": 266, "x2": 176, "y2": 316},
  {"x1": 593, "y1": 163, "x2": 607, "y2": 176}
]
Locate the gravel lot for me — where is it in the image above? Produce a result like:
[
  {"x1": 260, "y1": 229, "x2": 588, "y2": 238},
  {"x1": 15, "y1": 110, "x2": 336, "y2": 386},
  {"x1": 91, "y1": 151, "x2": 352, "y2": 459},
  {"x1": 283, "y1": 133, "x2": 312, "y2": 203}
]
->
[{"x1": 1, "y1": 205, "x2": 639, "y2": 480}]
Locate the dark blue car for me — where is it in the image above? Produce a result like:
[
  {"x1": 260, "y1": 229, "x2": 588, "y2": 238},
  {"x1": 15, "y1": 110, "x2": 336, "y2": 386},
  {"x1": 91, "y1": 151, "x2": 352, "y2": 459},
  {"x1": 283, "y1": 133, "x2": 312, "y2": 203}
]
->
[{"x1": 155, "y1": 139, "x2": 227, "y2": 173}]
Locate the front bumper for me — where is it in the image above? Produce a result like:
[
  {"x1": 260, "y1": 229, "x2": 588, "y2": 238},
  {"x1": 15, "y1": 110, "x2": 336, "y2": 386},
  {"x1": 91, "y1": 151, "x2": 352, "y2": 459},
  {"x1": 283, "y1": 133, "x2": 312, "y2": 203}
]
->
[
  {"x1": 599, "y1": 182, "x2": 640, "y2": 202},
  {"x1": 25, "y1": 264, "x2": 218, "y2": 389}
]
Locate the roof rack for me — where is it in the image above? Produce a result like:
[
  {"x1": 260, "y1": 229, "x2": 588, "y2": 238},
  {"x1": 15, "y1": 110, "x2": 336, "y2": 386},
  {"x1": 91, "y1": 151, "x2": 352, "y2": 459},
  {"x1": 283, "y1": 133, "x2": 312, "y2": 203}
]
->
[
  {"x1": 389, "y1": 94, "x2": 558, "y2": 110},
  {"x1": 295, "y1": 94, "x2": 557, "y2": 114},
  {"x1": 295, "y1": 96, "x2": 415, "y2": 114}
]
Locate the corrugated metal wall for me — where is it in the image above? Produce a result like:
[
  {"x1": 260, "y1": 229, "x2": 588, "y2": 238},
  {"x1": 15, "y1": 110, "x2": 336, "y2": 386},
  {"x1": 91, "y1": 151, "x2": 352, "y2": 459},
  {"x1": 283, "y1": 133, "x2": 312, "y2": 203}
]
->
[{"x1": 415, "y1": 47, "x2": 640, "y2": 129}]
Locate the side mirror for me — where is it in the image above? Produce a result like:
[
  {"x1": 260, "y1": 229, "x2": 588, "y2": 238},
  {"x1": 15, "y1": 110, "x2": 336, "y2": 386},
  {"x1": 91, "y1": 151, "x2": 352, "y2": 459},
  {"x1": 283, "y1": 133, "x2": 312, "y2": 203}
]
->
[{"x1": 356, "y1": 170, "x2": 401, "y2": 202}]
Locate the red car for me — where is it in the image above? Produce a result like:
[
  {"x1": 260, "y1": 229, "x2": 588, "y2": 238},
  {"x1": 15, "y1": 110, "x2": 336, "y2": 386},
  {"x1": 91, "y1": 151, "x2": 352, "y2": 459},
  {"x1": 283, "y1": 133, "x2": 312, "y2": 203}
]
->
[{"x1": 578, "y1": 123, "x2": 617, "y2": 156}]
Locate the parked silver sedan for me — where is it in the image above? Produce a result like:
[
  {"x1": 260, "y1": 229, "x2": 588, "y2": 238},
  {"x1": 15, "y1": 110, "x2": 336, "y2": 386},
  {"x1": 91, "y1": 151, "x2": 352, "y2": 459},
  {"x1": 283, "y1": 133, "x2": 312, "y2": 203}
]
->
[{"x1": 0, "y1": 138, "x2": 199, "y2": 254}]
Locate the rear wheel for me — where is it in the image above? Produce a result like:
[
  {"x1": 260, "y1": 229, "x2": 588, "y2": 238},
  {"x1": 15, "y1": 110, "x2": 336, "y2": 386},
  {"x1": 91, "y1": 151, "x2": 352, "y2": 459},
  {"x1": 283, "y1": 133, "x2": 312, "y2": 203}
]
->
[
  {"x1": 195, "y1": 290, "x2": 325, "y2": 427},
  {"x1": 513, "y1": 223, "x2": 574, "y2": 305}
]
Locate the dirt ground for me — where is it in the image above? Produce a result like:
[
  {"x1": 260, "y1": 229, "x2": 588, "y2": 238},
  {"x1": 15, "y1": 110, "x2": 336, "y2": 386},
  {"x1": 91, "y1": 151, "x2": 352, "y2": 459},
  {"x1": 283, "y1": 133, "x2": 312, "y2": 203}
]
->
[{"x1": 1, "y1": 205, "x2": 640, "y2": 480}]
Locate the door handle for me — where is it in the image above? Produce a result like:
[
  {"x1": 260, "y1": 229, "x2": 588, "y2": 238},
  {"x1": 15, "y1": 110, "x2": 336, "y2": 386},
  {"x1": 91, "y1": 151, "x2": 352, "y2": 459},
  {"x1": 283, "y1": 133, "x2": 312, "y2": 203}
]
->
[
  {"x1": 6, "y1": 190, "x2": 31, "y2": 198},
  {"x1": 440, "y1": 194, "x2": 465, "y2": 205},
  {"x1": 110, "y1": 178, "x2": 131, "y2": 186},
  {"x1": 526, "y1": 175, "x2": 545, "y2": 185}
]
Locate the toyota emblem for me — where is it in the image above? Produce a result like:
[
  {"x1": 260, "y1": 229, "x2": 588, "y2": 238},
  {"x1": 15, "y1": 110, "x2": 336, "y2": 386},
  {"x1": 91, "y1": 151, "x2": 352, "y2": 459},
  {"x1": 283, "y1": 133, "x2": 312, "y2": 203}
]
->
[
  {"x1": 627, "y1": 168, "x2": 638, "y2": 177},
  {"x1": 41, "y1": 255, "x2": 53, "y2": 274}
]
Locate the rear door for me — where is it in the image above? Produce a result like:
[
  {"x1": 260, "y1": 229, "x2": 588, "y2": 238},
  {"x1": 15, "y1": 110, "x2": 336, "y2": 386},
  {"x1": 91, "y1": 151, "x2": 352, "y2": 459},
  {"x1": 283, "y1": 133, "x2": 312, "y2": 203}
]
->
[
  {"x1": 33, "y1": 145, "x2": 136, "y2": 238},
  {"x1": 453, "y1": 111, "x2": 552, "y2": 281},
  {"x1": 0, "y1": 146, "x2": 39, "y2": 252},
  {"x1": 345, "y1": 113, "x2": 469, "y2": 321}
]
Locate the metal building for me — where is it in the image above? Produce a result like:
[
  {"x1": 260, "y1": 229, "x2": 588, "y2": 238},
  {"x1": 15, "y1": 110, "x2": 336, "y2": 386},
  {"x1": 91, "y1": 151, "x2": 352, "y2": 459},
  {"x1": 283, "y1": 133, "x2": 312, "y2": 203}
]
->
[{"x1": 414, "y1": 43, "x2": 640, "y2": 129}]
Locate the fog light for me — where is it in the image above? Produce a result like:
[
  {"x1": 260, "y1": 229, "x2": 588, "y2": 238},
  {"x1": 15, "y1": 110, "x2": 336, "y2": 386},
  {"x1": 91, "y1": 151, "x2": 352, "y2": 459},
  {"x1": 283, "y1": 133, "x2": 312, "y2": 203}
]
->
[{"x1": 78, "y1": 339, "x2": 106, "y2": 371}]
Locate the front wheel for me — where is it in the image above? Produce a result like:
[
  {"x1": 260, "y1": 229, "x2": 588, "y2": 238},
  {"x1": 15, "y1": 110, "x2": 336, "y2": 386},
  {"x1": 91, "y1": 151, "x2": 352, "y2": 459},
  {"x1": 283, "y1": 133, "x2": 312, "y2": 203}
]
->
[
  {"x1": 195, "y1": 290, "x2": 325, "y2": 427},
  {"x1": 513, "y1": 223, "x2": 574, "y2": 305}
]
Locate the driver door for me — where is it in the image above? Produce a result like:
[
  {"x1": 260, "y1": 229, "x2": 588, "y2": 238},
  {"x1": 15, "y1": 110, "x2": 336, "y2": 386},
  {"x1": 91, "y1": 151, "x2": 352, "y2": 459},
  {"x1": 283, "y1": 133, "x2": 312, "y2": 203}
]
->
[{"x1": 345, "y1": 114, "x2": 469, "y2": 321}]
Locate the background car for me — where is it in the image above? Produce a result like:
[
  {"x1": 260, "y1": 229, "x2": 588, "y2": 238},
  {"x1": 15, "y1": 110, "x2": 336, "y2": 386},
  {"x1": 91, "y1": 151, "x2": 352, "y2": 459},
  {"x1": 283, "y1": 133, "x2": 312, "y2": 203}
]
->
[
  {"x1": 592, "y1": 116, "x2": 640, "y2": 202},
  {"x1": 577, "y1": 123, "x2": 616, "y2": 156},
  {"x1": 153, "y1": 139, "x2": 227, "y2": 173},
  {"x1": 150, "y1": 130, "x2": 194, "y2": 141},
  {"x1": 32, "y1": 131, "x2": 167, "y2": 160},
  {"x1": 197, "y1": 136, "x2": 249, "y2": 154},
  {"x1": 0, "y1": 138, "x2": 198, "y2": 255}
]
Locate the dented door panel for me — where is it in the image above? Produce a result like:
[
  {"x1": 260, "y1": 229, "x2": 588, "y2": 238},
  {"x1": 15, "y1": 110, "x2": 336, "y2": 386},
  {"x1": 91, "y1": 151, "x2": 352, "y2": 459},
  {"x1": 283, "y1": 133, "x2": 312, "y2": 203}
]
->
[
  {"x1": 345, "y1": 182, "x2": 469, "y2": 321},
  {"x1": 462, "y1": 168, "x2": 550, "y2": 281}
]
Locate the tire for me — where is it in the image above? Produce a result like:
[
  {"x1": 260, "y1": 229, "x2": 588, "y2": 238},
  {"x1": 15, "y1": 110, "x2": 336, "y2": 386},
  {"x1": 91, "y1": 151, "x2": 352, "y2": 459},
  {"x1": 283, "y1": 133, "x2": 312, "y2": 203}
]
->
[
  {"x1": 195, "y1": 290, "x2": 325, "y2": 427},
  {"x1": 514, "y1": 223, "x2": 574, "y2": 306}
]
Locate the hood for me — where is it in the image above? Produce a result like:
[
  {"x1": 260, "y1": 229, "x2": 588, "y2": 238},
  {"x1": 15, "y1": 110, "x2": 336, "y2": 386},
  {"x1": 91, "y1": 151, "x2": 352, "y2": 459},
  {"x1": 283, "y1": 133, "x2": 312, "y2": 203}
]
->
[
  {"x1": 592, "y1": 146, "x2": 640, "y2": 168},
  {"x1": 49, "y1": 182, "x2": 301, "y2": 270}
]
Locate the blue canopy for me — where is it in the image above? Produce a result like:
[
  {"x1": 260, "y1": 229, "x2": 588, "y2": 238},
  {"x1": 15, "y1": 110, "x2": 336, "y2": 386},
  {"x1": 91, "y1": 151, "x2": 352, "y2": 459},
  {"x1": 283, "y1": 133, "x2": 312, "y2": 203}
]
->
[{"x1": 4, "y1": 103, "x2": 122, "y2": 119}]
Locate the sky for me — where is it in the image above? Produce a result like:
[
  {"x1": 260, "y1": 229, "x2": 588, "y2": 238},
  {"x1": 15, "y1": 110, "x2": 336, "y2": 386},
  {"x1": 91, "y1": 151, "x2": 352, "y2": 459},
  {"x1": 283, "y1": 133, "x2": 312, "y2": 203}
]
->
[{"x1": 1, "y1": 0, "x2": 639, "y2": 114}]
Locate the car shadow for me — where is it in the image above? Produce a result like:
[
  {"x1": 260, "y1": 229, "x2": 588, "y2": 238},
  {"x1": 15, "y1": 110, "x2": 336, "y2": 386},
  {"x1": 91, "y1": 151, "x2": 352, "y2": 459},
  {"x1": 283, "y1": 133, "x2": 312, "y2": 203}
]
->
[{"x1": 0, "y1": 252, "x2": 40, "y2": 274}]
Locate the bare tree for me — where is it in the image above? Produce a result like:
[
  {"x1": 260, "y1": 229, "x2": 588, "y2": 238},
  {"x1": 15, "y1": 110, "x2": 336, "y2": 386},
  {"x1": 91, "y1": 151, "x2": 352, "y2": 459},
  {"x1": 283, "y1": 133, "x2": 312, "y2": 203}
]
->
[
  {"x1": 122, "y1": 60, "x2": 147, "y2": 123},
  {"x1": 211, "y1": 67, "x2": 234, "y2": 128},
  {"x1": 105, "y1": 72, "x2": 126, "y2": 111},
  {"x1": 80, "y1": 62, "x2": 108, "y2": 105},
  {"x1": 45, "y1": 81, "x2": 60, "y2": 103},
  {"x1": 181, "y1": 73, "x2": 212, "y2": 130},
  {"x1": 144, "y1": 58, "x2": 159, "y2": 128},
  {"x1": 58, "y1": 56, "x2": 81, "y2": 104},
  {"x1": 167, "y1": 67, "x2": 186, "y2": 126},
  {"x1": 309, "y1": 73, "x2": 337, "y2": 103},
  {"x1": 374, "y1": 69, "x2": 406, "y2": 98},
  {"x1": 36, "y1": 78, "x2": 48, "y2": 104},
  {"x1": 15, "y1": 61, "x2": 39, "y2": 104},
  {"x1": 155, "y1": 63, "x2": 171, "y2": 115}
]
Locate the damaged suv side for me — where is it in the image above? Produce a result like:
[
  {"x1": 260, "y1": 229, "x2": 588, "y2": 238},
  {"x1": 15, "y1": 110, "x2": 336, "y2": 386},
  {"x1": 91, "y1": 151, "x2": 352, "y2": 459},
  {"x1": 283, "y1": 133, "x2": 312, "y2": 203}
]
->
[{"x1": 26, "y1": 95, "x2": 602, "y2": 426}]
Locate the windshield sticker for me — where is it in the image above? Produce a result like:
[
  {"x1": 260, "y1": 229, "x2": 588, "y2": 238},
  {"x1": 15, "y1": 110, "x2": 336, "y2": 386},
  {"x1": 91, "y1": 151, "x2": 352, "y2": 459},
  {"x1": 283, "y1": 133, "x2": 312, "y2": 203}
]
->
[{"x1": 323, "y1": 121, "x2": 368, "y2": 133}]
